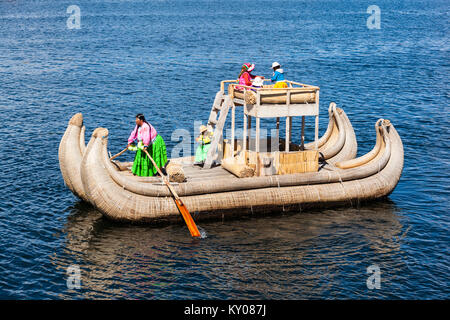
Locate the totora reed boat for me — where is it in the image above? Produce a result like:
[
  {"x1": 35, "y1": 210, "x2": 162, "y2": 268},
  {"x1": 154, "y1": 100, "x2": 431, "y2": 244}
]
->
[{"x1": 59, "y1": 81, "x2": 404, "y2": 223}]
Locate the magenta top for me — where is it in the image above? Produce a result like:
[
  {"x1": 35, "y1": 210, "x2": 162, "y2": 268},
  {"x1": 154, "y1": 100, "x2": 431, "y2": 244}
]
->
[
  {"x1": 128, "y1": 122, "x2": 157, "y2": 146},
  {"x1": 236, "y1": 71, "x2": 256, "y2": 90}
]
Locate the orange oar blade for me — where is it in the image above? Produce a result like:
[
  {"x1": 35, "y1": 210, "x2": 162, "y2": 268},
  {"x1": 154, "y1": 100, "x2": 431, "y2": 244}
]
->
[{"x1": 175, "y1": 199, "x2": 201, "y2": 238}]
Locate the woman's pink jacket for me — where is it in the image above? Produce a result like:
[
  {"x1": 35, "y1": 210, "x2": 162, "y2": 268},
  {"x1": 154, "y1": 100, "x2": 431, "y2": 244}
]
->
[{"x1": 128, "y1": 122, "x2": 157, "y2": 146}]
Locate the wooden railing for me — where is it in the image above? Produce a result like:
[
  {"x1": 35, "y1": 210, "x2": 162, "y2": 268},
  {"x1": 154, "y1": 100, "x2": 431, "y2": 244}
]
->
[{"x1": 220, "y1": 79, "x2": 319, "y2": 93}]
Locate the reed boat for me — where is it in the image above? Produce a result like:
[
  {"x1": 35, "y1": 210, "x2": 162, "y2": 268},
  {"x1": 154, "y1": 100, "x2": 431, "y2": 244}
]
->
[{"x1": 59, "y1": 98, "x2": 404, "y2": 223}]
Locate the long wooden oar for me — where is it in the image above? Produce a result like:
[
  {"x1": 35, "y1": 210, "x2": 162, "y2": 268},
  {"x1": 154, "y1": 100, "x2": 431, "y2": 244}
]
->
[
  {"x1": 143, "y1": 149, "x2": 201, "y2": 238},
  {"x1": 110, "y1": 147, "x2": 128, "y2": 161}
]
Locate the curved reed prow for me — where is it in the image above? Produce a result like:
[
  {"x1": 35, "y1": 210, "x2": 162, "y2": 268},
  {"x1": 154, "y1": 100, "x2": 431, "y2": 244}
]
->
[{"x1": 59, "y1": 113, "x2": 89, "y2": 202}]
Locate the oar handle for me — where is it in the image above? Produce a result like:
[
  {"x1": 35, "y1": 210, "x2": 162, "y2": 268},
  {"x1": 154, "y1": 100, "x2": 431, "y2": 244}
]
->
[
  {"x1": 143, "y1": 149, "x2": 180, "y2": 200},
  {"x1": 143, "y1": 149, "x2": 201, "y2": 238},
  {"x1": 143, "y1": 149, "x2": 173, "y2": 191},
  {"x1": 110, "y1": 147, "x2": 128, "y2": 161}
]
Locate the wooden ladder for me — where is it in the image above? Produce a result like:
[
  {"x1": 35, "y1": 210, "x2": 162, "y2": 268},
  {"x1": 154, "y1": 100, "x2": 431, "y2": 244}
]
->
[{"x1": 203, "y1": 92, "x2": 232, "y2": 169}]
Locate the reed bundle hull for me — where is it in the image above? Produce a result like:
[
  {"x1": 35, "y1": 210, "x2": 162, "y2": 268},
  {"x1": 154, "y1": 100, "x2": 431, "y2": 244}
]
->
[{"x1": 58, "y1": 106, "x2": 403, "y2": 223}]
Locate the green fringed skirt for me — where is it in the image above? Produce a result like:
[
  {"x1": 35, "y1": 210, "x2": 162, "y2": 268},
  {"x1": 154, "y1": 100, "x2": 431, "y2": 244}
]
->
[
  {"x1": 195, "y1": 143, "x2": 211, "y2": 164},
  {"x1": 131, "y1": 135, "x2": 168, "y2": 177}
]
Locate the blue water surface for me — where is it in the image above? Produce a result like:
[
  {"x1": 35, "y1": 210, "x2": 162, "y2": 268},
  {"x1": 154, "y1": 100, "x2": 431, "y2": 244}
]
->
[{"x1": 0, "y1": 0, "x2": 449, "y2": 299}]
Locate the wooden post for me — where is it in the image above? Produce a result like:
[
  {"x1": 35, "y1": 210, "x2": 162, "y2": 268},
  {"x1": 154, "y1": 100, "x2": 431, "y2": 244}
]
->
[
  {"x1": 276, "y1": 117, "x2": 280, "y2": 151},
  {"x1": 315, "y1": 89, "x2": 320, "y2": 150},
  {"x1": 256, "y1": 116, "x2": 260, "y2": 175},
  {"x1": 248, "y1": 115, "x2": 252, "y2": 150},
  {"x1": 285, "y1": 117, "x2": 290, "y2": 152},
  {"x1": 243, "y1": 113, "x2": 248, "y2": 161},
  {"x1": 256, "y1": 117, "x2": 260, "y2": 153},
  {"x1": 301, "y1": 116, "x2": 305, "y2": 150},
  {"x1": 231, "y1": 104, "x2": 235, "y2": 155},
  {"x1": 289, "y1": 116, "x2": 292, "y2": 148},
  {"x1": 242, "y1": 95, "x2": 248, "y2": 159},
  {"x1": 285, "y1": 87, "x2": 291, "y2": 152},
  {"x1": 256, "y1": 89, "x2": 261, "y2": 153}
]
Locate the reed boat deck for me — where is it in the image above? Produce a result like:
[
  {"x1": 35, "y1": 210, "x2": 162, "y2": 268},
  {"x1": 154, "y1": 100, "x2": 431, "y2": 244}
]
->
[
  {"x1": 115, "y1": 160, "x2": 238, "y2": 184},
  {"x1": 114, "y1": 158, "x2": 348, "y2": 186},
  {"x1": 182, "y1": 164, "x2": 238, "y2": 182}
]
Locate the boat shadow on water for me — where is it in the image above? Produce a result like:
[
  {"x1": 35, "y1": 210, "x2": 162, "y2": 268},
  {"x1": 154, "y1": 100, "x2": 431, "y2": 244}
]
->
[{"x1": 53, "y1": 198, "x2": 407, "y2": 299}]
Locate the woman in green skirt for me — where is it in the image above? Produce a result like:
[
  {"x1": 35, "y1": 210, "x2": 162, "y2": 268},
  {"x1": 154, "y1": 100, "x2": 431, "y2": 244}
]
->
[{"x1": 127, "y1": 114, "x2": 168, "y2": 176}]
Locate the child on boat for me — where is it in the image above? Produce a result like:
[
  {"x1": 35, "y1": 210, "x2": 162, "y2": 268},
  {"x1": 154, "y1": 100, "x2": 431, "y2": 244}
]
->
[
  {"x1": 251, "y1": 76, "x2": 264, "y2": 92},
  {"x1": 270, "y1": 62, "x2": 288, "y2": 88},
  {"x1": 236, "y1": 63, "x2": 264, "y2": 90},
  {"x1": 194, "y1": 125, "x2": 212, "y2": 166},
  {"x1": 127, "y1": 113, "x2": 168, "y2": 176}
]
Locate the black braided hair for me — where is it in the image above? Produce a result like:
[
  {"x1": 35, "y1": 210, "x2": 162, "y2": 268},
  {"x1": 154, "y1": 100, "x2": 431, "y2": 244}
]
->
[
  {"x1": 136, "y1": 113, "x2": 150, "y2": 127},
  {"x1": 136, "y1": 113, "x2": 153, "y2": 145}
]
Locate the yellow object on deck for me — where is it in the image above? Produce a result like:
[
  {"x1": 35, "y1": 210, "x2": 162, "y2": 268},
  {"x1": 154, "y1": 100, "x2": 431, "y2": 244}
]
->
[{"x1": 273, "y1": 81, "x2": 288, "y2": 88}]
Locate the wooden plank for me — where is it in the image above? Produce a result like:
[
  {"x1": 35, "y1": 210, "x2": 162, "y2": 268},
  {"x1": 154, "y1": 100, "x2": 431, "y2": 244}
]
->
[
  {"x1": 208, "y1": 91, "x2": 224, "y2": 125},
  {"x1": 233, "y1": 98, "x2": 245, "y2": 106},
  {"x1": 203, "y1": 95, "x2": 232, "y2": 169}
]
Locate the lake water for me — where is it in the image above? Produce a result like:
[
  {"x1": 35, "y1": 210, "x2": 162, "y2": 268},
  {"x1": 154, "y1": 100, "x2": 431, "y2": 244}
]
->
[{"x1": 0, "y1": 0, "x2": 448, "y2": 299}]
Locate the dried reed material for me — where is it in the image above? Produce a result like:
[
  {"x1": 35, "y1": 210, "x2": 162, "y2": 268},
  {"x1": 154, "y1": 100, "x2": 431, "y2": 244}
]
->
[
  {"x1": 166, "y1": 162, "x2": 186, "y2": 183},
  {"x1": 72, "y1": 119, "x2": 402, "y2": 222},
  {"x1": 58, "y1": 113, "x2": 90, "y2": 203},
  {"x1": 336, "y1": 119, "x2": 383, "y2": 169},
  {"x1": 60, "y1": 106, "x2": 356, "y2": 200},
  {"x1": 221, "y1": 157, "x2": 255, "y2": 178},
  {"x1": 59, "y1": 110, "x2": 403, "y2": 223}
]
